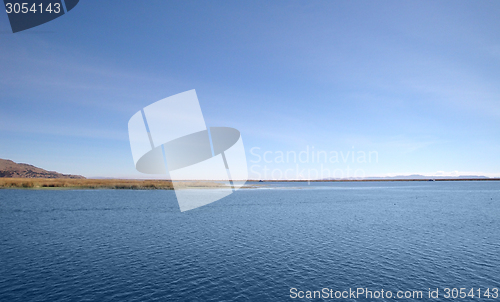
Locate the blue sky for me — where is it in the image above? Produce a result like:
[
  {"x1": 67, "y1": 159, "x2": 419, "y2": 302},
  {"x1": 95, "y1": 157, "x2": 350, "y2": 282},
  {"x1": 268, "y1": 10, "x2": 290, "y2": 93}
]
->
[{"x1": 1, "y1": 1, "x2": 500, "y2": 179}]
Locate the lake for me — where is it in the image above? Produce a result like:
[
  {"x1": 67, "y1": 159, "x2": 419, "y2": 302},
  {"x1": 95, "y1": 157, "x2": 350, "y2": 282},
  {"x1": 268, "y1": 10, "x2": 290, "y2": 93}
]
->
[{"x1": 1, "y1": 181, "x2": 499, "y2": 301}]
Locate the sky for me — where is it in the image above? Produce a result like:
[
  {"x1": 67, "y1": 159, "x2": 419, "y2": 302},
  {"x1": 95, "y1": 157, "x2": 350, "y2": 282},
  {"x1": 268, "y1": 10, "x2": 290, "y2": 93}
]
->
[{"x1": 1, "y1": 0, "x2": 500, "y2": 179}]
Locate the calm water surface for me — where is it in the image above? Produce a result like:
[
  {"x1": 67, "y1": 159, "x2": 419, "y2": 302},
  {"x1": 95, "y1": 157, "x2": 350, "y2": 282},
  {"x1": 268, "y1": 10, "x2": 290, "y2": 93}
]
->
[{"x1": 1, "y1": 181, "x2": 499, "y2": 301}]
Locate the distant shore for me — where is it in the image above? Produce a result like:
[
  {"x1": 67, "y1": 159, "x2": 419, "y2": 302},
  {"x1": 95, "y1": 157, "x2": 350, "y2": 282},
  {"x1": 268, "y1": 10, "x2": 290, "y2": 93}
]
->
[
  {"x1": 1, "y1": 177, "x2": 499, "y2": 190},
  {"x1": 248, "y1": 178, "x2": 500, "y2": 182}
]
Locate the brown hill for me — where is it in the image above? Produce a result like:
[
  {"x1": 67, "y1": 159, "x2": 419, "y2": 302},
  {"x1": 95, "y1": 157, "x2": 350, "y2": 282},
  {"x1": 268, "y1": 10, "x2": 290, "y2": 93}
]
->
[{"x1": 0, "y1": 159, "x2": 85, "y2": 179}]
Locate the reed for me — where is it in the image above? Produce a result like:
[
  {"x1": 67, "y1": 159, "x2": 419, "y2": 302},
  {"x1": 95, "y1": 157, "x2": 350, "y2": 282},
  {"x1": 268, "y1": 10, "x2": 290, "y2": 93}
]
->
[{"x1": 0, "y1": 178, "x2": 229, "y2": 190}]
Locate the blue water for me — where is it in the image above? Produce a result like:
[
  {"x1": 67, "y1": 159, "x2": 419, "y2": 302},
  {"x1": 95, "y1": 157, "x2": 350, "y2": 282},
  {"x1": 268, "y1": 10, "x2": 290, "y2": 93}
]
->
[{"x1": 0, "y1": 181, "x2": 499, "y2": 301}]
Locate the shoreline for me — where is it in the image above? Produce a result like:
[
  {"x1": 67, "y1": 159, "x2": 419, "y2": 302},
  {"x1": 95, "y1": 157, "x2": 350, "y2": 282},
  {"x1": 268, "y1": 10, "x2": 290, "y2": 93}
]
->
[
  {"x1": 0, "y1": 177, "x2": 499, "y2": 190},
  {"x1": 0, "y1": 178, "x2": 228, "y2": 190},
  {"x1": 248, "y1": 178, "x2": 500, "y2": 182}
]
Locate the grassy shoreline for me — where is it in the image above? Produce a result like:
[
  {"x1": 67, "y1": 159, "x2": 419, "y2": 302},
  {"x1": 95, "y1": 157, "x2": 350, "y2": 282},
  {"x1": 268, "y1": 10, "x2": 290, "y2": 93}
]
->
[{"x1": 0, "y1": 178, "x2": 230, "y2": 190}]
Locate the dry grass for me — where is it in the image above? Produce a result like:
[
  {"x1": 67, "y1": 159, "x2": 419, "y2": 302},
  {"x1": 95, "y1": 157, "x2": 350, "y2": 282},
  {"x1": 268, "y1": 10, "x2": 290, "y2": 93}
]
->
[{"x1": 0, "y1": 178, "x2": 229, "y2": 190}]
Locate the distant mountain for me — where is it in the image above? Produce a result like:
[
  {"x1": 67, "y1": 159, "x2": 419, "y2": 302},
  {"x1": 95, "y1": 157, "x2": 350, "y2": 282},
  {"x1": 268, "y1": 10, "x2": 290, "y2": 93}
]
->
[
  {"x1": 0, "y1": 159, "x2": 85, "y2": 179},
  {"x1": 324, "y1": 174, "x2": 490, "y2": 180},
  {"x1": 363, "y1": 174, "x2": 489, "y2": 180}
]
